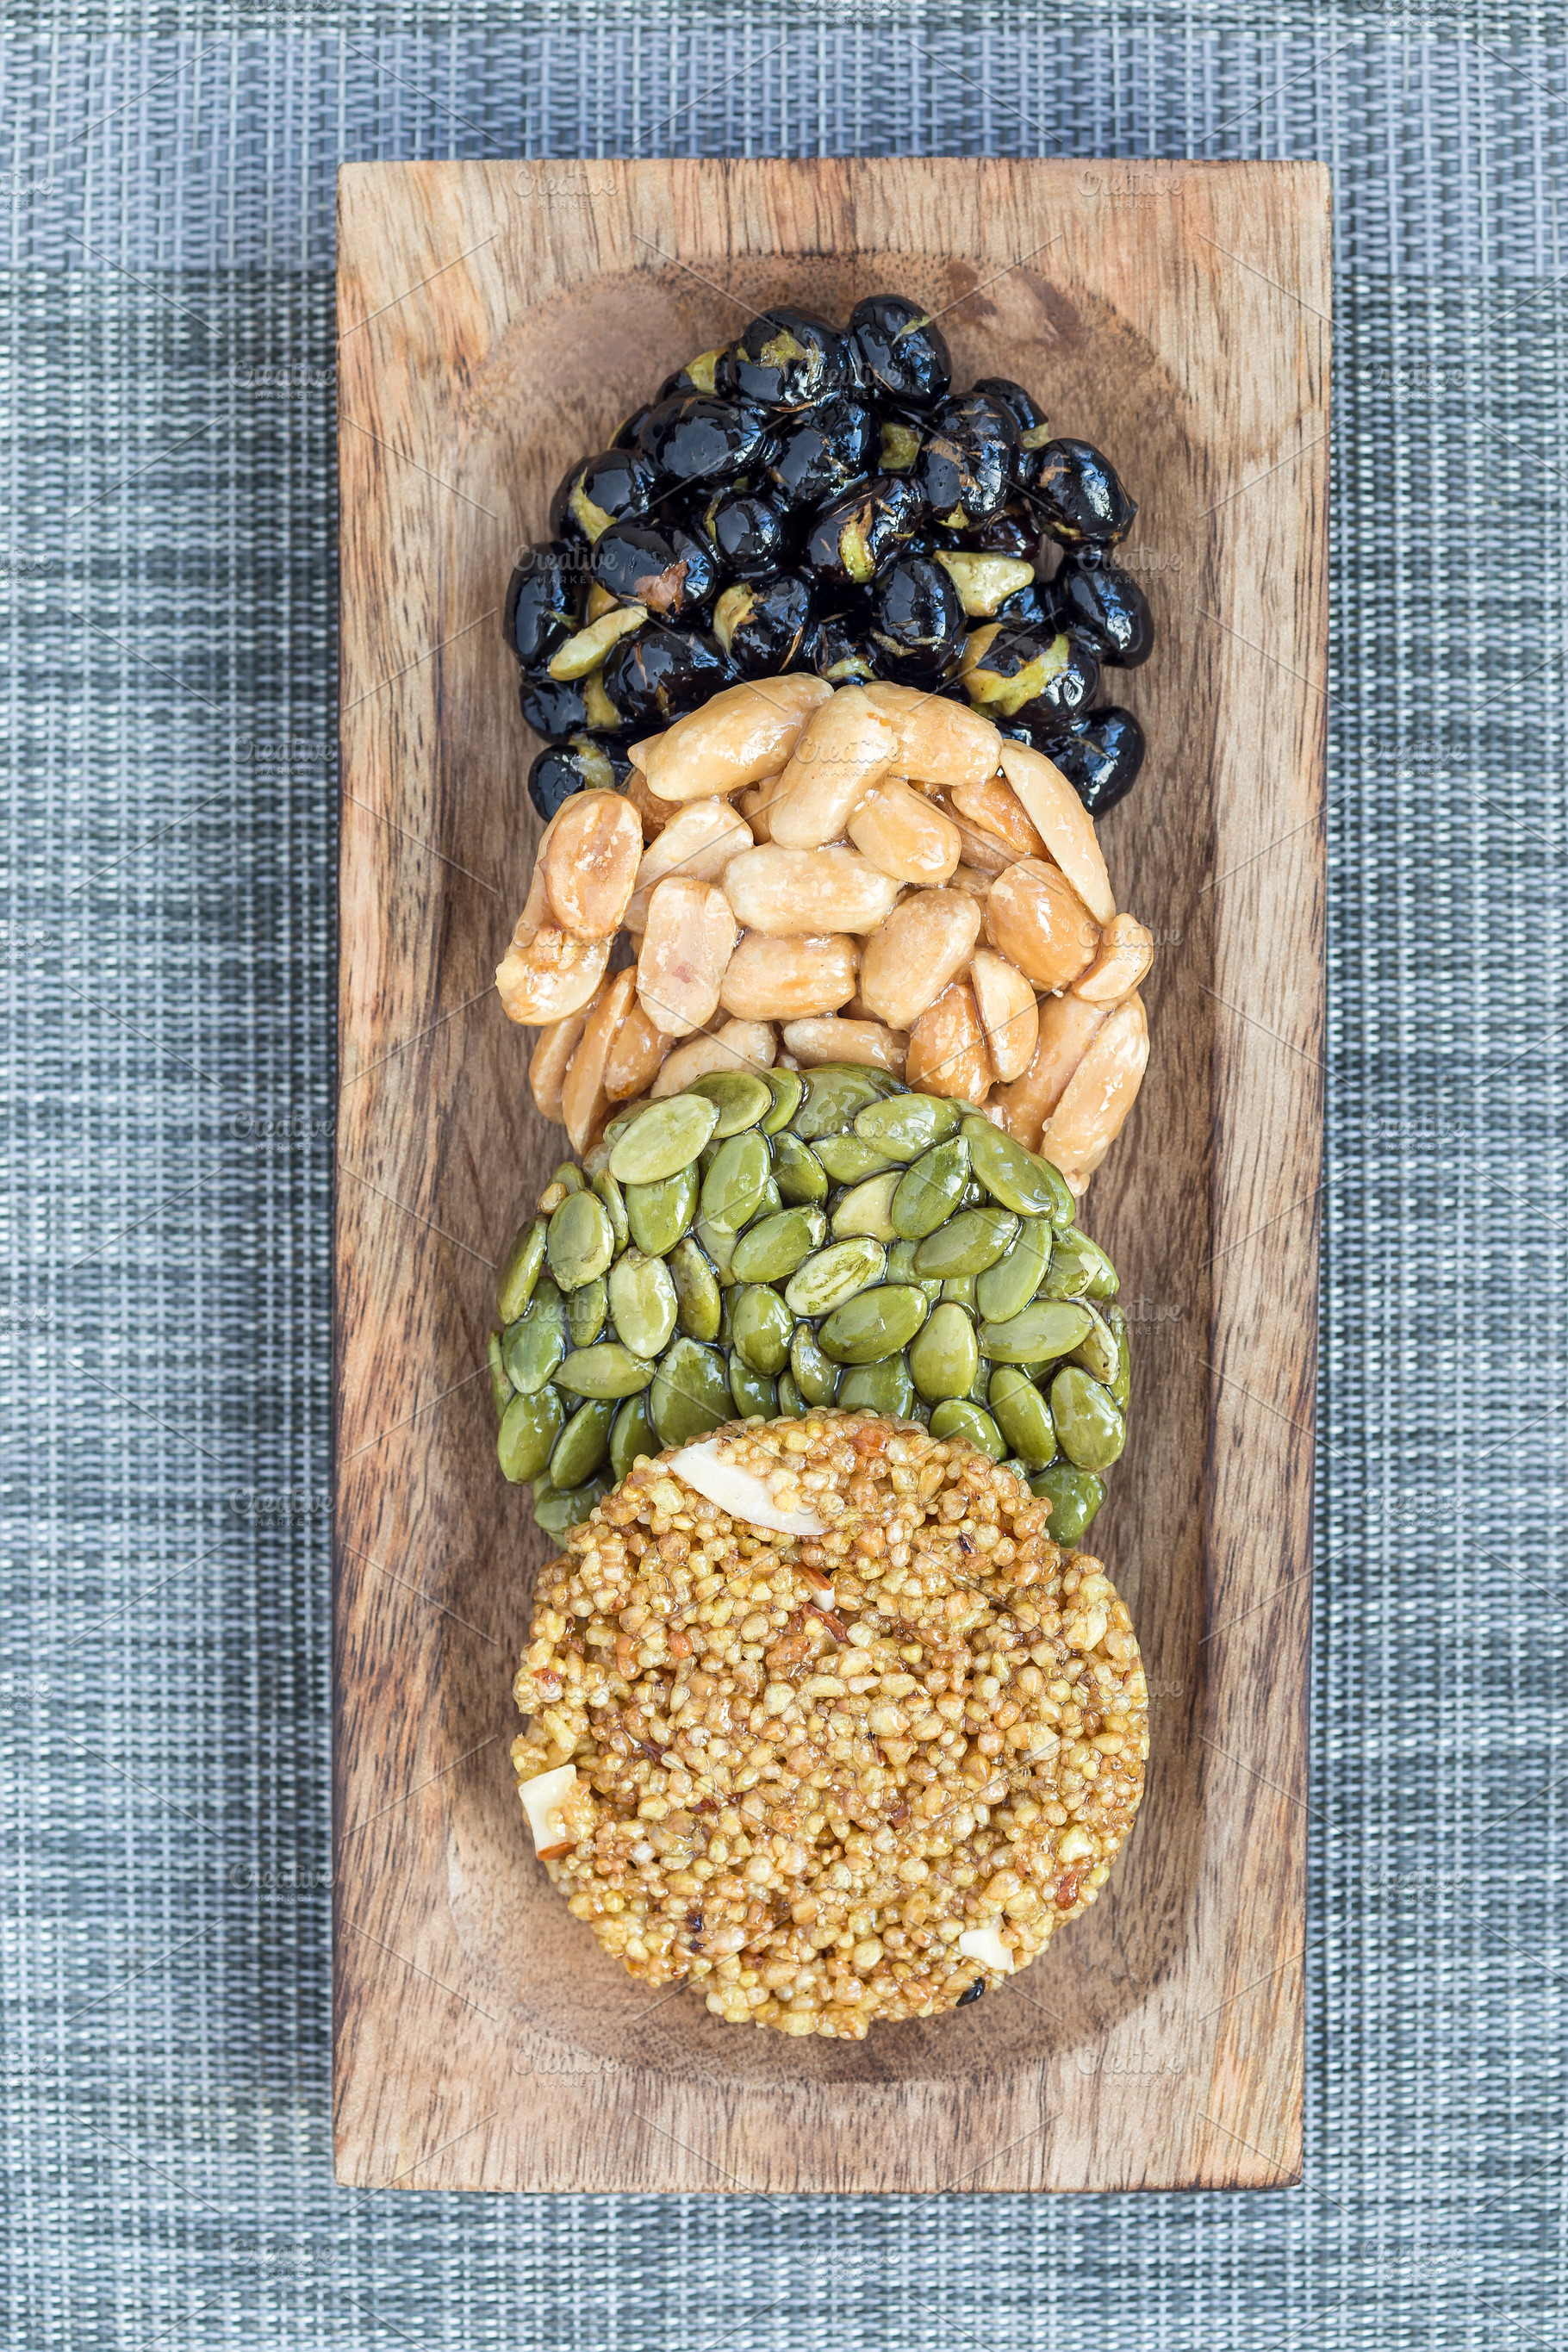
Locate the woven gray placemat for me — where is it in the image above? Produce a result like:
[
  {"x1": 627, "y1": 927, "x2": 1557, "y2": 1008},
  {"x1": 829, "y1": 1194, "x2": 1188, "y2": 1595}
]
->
[{"x1": 3, "y1": 8, "x2": 1564, "y2": 2347}]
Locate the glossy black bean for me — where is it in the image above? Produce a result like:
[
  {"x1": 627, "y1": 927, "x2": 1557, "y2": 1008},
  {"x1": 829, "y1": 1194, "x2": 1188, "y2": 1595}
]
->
[
  {"x1": 713, "y1": 572, "x2": 814, "y2": 677},
  {"x1": 1020, "y1": 705, "x2": 1146, "y2": 815},
  {"x1": 965, "y1": 624, "x2": 1100, "y2": 725},
  {"x1": 804, "y1": 474, "x2": 925, "y2": 587},
  {"x1": 992, "y1": 580, "x2": 1054, "y2": 631},
  {"x1": 600, "y1": 625, "x2": 731, "y2": 727},
  {"x1": 526, "y1": 733, "x2": 633, "y2": 821},
  {"x1": 719, "y1": 308, "x2": 862, "y2": 410},
  {"x1": 806, "y1": 604, "x2": 879, "y2": 683},
  {"x1": 870, "y1": 555, "x2": 967, "y2": 676},
  {"x1": 1026, "y1": 437, "x2": 1137, "y2": 546},
  {"x1": 520, "y1": 669, "x2": 606, "y2": 741},
  {"x1": 636, "y1": 394, "x2": 773, "y2": 486},
  {"x1": 1011, "y1": 637, "x2": 1102, "y2": 726},
  {"x1": 700, "y1": 488, "x2": 793, "y2": 577},
  {"x1": 1044, "y1": 554, "x2": 1154, "y2": 666},
  {"x1": 849, "y1": 293, "x2": 953, "y2": 406},
  {"x1": 590, "y1": 520, "x2": 719, "y2": 619},
  {"x1": 610, "y1": 401, "x2": 655, "y2": 451},
  {"x1": 971, "y1": 375, "x2": 1051, "y2": 458},
  {"x1": 503, "y1": 540, "x2": 585, "y2": 669},
  {"x1": 550, "y1": 446, "x2": 663, "y2": 544},
  {"x1": 765, "y1": 395, "x2": 878, "y2": 508},
  {"x1": 656, "y1": 347, "x2": 726, "y2": 401},
  {"x1": 916, "y1": 392, "x2": 1020, "y2": 527},
  {"x1": 961, "y1": 502, "x2": 1045, "y2": 563}
]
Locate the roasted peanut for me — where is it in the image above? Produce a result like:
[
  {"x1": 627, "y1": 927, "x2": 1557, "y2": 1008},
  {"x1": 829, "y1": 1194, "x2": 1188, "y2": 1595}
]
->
[
  {"x1": 529, "y1": 1002, "x2": 594, "y2": 1123},
  {"x1": 846, "y1": 778, "x2": 962, "y2": 886},
  {"x1": 1039, "y1": 993, "x2": 1149, "y2": 1185},
  {"x1": 633, "y1": 675, "x2": 832, "y2": 802},
  {"x1": 625, "y1": 768, "x2": 671, "y2": 843},
  {"x1": 857, "y1": 887, "x2": 983, "y2": 1031},
  {"x1": 560, "y1": 968, "x2": 636, "y2": 1151},
  {"x1": 985, "y1": 858, "x2": 1100, "y2": 992},
  {"x1": 496, "y1": 922, "x2": 611, "y2": 1026},
  {"x1": 992, "y1": 992, "x2": 1109, "y2": 1148},
  {"x1": 862, "y1": 682, "x2": 1004, "y2": 788},
  {"x1": 1073, "y1": 911, "x2": 1154, "y2": 1003},
  {"x1": 781, "y1": 1016, "x2": 909, "y2": 1074},
  {"x1": 762, "y1": 686, "x2": 898, "y2": 847},
  {"x1": 602, "y1": 995, "x2": 672, "y2": 1101},
  {"x1": 968, "y1": 947, "x2": 1040, "y2": 1084},
  {"x1": 948, "y1": 772, "x2": 1045, "y2": 861},
  {"x1": 947, "y1": 862, "x2": 995, "y2": 899},
  {"x1": 719, "y1": 932, "x2": 859, "y2": 1022},
  {"x1": 905, "y1": 980, "x2": 994, "y2": 1103},
  {"x1": 651, "y1": 1019, "x2": 779, "y2": 1094},
  {"x1": 540, "y1": 789, "x2": 644, "y2": 940},
  {"x1": 942, "y1": 809, "x2": 1015, "y2": 876},
  {"x1": 625, "y1": 796, "x2": 754, "y2": 930},
  {"x1": 737, "y1": 775, "x2": 787, "y2": 843},
  {"x1": 721, "y1": 843, "x2": 902, "y2": 937},
  {"x1": 636, "y1": 878, "x2": 737, "y2": 1036},
  {"x1": 998, "y1": 740, "x2": 1116, "y2": 925}
]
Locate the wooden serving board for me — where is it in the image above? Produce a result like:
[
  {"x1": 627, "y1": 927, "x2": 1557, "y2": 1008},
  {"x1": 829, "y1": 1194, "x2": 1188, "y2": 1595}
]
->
[{"x1": 334, "y1": 158, "x2": 1328, "y2": 2193}]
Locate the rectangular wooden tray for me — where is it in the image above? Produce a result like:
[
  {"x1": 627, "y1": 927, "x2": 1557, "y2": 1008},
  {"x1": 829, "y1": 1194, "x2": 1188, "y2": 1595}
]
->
[{"x1": 334, "y1": 157, "x2": 1328, "y2": 2193}]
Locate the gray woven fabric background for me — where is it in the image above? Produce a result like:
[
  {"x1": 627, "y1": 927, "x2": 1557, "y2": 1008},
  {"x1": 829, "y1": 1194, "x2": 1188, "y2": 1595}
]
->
[{"x1": 3, "y1": 4, "x2": 1565, "y2": 2346}]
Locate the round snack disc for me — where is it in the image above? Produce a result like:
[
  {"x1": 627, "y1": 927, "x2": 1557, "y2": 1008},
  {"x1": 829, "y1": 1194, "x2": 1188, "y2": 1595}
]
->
[{"x1": 510, "y1": 1409, "x2": 1148, "y2": 2038}]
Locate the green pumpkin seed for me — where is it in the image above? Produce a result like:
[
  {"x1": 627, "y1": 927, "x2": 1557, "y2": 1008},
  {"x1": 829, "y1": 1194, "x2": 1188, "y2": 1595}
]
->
[
  {"x1": 650, "y1": 1336, "x2": 733, "y2": 1446},
  {"x1": 793, "y1": 1063, "x2": 892, "y2": 1140},
  {"x1": 535, "y1": 1472, "x2": 613, "y2": 1537},
  {"x1": 890, "y1": 1139, "x2": 971, "y2": 1240},
  {"x1": 913, "y1": 1205, "x2": 1021, "y2": 1279},
  {"x1": 980, "y1": 1298, "x2": 1094, "y2": 1364},
  {"x1": 988, "y1": 1365, "x2": 1057, "y2": 1469},
  {"x1": 770, "y1": 1130, "x2": 829, "y2": 1204},
  {"x1": 790, "y1": 1322, "x2": 841, "y2": 1406},
  {"x1": 550, "y1": 1394, "x2": 618, "y2": 1488},
  {"x1": 566, "y1": 1277, "x2": 607, "y2": 1347},
  {"x1": 813, "y1": 1133, "x2": 896, "y2": 1185},
  {"x1": 684, "y1": 1068, "x2": 774, "y2": 1136},
  {"x1": 497, "y1": 1385, "x2": 564, "y2": 1483},
  {"x1": 1104, "y1": 1303, "x2": 1131, "y2": 1408},
  {"x1": 551, "y1": 1162, "x2": 585, "y2": 1196},
  {"x1": 961, "y1": 1117, "x2": 1075, "y2": 1223},
  {"x1": 837, "y1": 1353, "x2": 917, "y2": 1418},
  {"x1": 700, "y1": 1129, "x2": 772, "y2": 1232},
  {"x1": 929, "y1": 1398, "x2": 1006, "y2": 1460},
  {"x1": 831, "y1": 1169, "x2": 902, "y2": 1241},
  {"x1": 1030, "y1": 1462, "x2": 1104, "y2": 1544},
  {"x1": 940, "y1": 1273, "x2": 978, "y2": 1310},
  {"x1": 1049, "y1": 1366, "x2": 1126, "y2": 1470},
  {"x1": 668, "y1": 1235, "x2": 723, "y2": 1341},
  {"x1": 854, "y1": 1093, "x2": 962, "y2": 1162},
  {"x1": 608, "y1": 1093, "x2": 720, "y2": 1185},
  {"x1": 487, "y1": 1329, "x2": 514, "y2": 1418},
  {"x1": 1044, "y1": 1227, "x2": 1120, "y2": 1300},
  {"x1": 556, "y1": 1342, "x2": 657, "y2": 1399},
  {"x1": 976, "y1": 1216, "x2": 1055, "y2": 1323},
  {"x1": 593, "y1": 1168, "x2": 629, "y2": 1254},
  {"x1": 961, "y1": 1181, "x2": 986, "y2": 1209},
  {"x1": 1069, "y1": 1300, "x2": 1121, "y2": 1385},
  {"x1": 731, "y1": 1204, "x2": 827, "y2": 1284},
  {"x1": 887, "y1": 1237, "x2": 944, "y2": 1302},
  {"x1": 694, "y1": 1214, "x2": 739, "y2": 1283},
  {"x1": 908, "y1": 1300, "x2": 980, "y2": 1403},
  {"x1": 609, "y1": 1393, "x2": 659, "y2": 1482},
  {"x1": 503, "y1": 1304, "x2": 566, "y2": 1395},
  {"x1": 761, "y1": 1067, "x2": 804, "y2": 1134},
  {"x1": 626, "y1": 1161, "x2": 699, "y2": 1255},
  {"x1": 818, "y1": 1283, "x2": 930, "y2": 1365},
  {"x1": 784, "y1": 1235, "x2": 887, "y2": 1317},
  {"x1": 607, "y1": 1250, "x2": 679, "y2": 1359},
  {"x1": 546, "y1": 1190, "x2": 616, "y2": 1292},
  {"x1": 716, "y1": 1285, "x2": 734, "y2": 1346},
  {"x1": 731, "y1": 1284, "x2": 794, "y2": 1376},
  {"x1": 775, "y1": 1370, "x2": 807, "y2": 1419},
  {"x1": 728, "y1": 1360, "x2": 779, "y2": 1418},
  {"x1": 496, "y1": 1217, "x2": 546, "y2": 1323}
]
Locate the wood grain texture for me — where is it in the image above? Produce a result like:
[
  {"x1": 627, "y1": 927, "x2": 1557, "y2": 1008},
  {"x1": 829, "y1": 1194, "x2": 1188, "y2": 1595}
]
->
[{"x1": 334, "y1": 158, "x2": 1328, "y2": 2193}]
